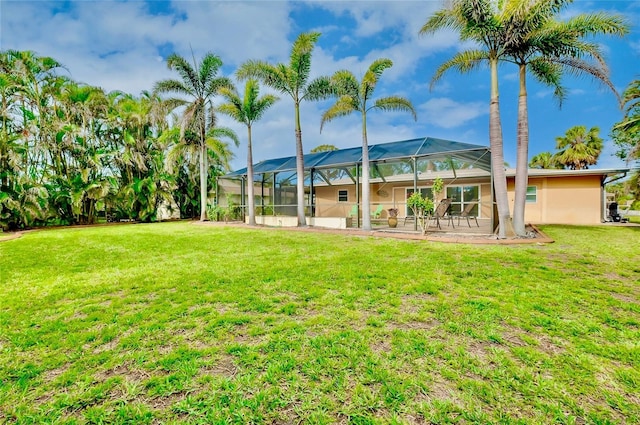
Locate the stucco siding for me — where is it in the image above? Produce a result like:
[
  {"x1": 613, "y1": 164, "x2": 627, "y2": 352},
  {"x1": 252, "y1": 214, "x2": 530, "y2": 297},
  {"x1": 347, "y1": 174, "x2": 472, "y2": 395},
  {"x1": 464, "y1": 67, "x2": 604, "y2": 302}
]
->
[{"x1": 507, "y1": 175, "x2": 602, "y2": 225}]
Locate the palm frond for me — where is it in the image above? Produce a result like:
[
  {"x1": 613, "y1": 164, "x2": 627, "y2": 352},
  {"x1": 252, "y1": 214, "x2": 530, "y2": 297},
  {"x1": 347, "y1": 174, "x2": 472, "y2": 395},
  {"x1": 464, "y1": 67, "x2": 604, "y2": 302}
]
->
[
  {"x1": 205, "y1": 76, "x2": 233, "y2": 98},
  {"x1": 362, "y1": 59, "x2": 393, "y2": 100},
  {"x1": 198, "y1": 53, "x2": 224, "y2": 88},
  {"x1": 289, "y1": 32, "x2": 321, "y2": 87},
  {"x1": 207, "y1": 126, "x2": 240, "y2": 148},
  {"x1": 431, "y1": 49, "x2": 487, "y2": 89},
  {"x1": 564, "y1": 12, "x2": 629, "y2": 38},
  {"x1": 237, "y1": 61, "x2": 292, "y2": 97},
  {"x1": 330, "y1": 70, "x2": 359, "y2": 99},
  {"x1": 218, "y1": 89, "x2": 247, "y2": 125},
  {"x1": 419, "y1": 8, "x2": 462, "y2": 35},
  {"x1": 552, "y1": 56, "x2": 620, "y2": 106},
  {"x1": 320, "y1": 97, "x2": 357, "y2": 133},
  {"x1": 304, "y1": 76, "x2": 333, "y2": 102},
  {"x1": 371, "y1": 97, "x2": 417, "y2": 120},
  {"x1": 528, "y1": 58, "x2": 566, "y2": 107},
  {"x1": 153, "y1": 80, "x2": 193, "y2": 97},
  {"x1": 165, "y1": 54, "x2": 199, "y2": 93}
]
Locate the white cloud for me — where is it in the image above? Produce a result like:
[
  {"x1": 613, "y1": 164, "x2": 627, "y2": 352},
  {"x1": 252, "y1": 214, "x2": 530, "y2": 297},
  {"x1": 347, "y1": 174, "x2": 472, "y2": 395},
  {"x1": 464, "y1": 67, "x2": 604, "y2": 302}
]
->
[{"x1": 418, "y1": 98, "x2": 487, "y2": 129}]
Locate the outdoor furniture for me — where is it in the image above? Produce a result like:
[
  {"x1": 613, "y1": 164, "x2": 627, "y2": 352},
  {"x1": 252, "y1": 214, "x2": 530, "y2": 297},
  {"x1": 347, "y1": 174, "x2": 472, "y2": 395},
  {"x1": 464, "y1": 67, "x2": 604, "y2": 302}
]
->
[
  {"x1": 427, "y1": 198, "x2": 454, "y2": 230},
  {"x1": 619, "y1": 201, "x2": 632, "y2": 223},
  {"x1": 371, "y1": 204, "x2": 384, "y2": 219},
  {"x1": 403, "y1": 214, "x2": 414, "y2": 226},
  {"x1": 452, "y1": 200, "x2": 479, "y2": 227},
  {"x1": 348, "y1": 204, "x2": 358, "y2": 218}
]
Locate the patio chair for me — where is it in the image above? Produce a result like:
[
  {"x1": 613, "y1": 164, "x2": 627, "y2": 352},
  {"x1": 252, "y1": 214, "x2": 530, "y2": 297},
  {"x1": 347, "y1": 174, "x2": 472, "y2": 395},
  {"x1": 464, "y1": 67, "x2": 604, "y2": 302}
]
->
[
  {"x1": 452, "y1": 200, "x2": 479, "y2": 227},
  {"x1": 428, "y1": 198, "x2": 454, "y2": 230},
  {"x1": 348, "y1": 204, "x2": 358, "y2": 218},
  {"x1": 619, "y1": 201, "x2": 632, "y2": 223},
  {"x1": 371, "y1": 204, "x2": 384, "y2": 219}
]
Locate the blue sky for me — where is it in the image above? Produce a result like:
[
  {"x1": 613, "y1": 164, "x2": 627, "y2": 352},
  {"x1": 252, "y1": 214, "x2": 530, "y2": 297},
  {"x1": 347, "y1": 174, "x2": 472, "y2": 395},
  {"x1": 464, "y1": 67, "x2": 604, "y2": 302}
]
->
[{"x1": 2, "y1": 0, "x2": 639, "y2": 171}]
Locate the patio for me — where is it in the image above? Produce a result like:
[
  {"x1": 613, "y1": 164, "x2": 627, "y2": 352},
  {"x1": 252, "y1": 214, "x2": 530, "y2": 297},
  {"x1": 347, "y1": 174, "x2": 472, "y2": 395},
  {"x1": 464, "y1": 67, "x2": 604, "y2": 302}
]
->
[
  {"x1": 218, "y1": 136, "x2": 497, "y2": 232},
  {"x1": 365, "y1": 216, "x2": 493, "y2": 236}
]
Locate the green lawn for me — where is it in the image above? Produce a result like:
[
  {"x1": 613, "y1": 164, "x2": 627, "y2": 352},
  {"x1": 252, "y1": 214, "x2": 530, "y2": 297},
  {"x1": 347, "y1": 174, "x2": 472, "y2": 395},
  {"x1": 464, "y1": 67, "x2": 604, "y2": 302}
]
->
[{"x1": 1, "y1": 222, "x2": 639, "y2": 424}]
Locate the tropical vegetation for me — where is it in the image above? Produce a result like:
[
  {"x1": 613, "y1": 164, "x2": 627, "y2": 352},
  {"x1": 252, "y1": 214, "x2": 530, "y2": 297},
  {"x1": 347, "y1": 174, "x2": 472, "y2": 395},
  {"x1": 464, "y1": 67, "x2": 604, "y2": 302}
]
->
[
  {"x1": 420, "y1": 0, "x2": 628, "y2": 237},
  {"x1": 236, "y1": 32, "x2": 333, "y2": 227},
  {"x1": 501, "y1": 0, "x2": 627, "y2": 236},
  {"x1": 555, "y1": 125, "x2": 604, "y2": 170},
  {"x1": 153, "y1": 53, "x2": 237, "y2": 221},
  {"x1": 1, "y1": 8, "x2": 632, "y2": 233},
  {"x1": 612, "y1": 79, "x2": 640, "y2": 206},
  {"x1": 219, "y1": 80, "x2": 278, "y2": 226},
  {"x1": 420, "y1": 0, "x2": 512, "y2": 238},
  {"x1": 320, "y1": 58, "x2": 416, "y2": 231},
  {"x1": 530, "y1": 125, "x2": 604, "y2": 170},
  {"x1": 0, "y1": 50, "x2": 238, "y2": 230}
]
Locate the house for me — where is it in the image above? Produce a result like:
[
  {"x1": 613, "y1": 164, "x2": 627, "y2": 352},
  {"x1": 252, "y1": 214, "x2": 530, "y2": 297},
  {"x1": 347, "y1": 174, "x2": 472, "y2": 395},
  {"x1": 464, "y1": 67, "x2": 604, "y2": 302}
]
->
[{"x1": 218, "y1": 137, "x2": 629, "y2": 228}]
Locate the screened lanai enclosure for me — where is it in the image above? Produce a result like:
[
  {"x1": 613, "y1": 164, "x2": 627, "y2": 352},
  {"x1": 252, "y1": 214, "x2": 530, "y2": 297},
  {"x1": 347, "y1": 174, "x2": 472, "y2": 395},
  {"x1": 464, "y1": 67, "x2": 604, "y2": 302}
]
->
[{"x1": 217, "y1": 137, "x2": 493, "y2": 230}]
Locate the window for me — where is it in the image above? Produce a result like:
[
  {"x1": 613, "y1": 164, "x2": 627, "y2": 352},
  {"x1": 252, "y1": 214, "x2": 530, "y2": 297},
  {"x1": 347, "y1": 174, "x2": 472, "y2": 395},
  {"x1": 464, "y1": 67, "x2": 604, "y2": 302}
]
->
[
  {"x1": 446, "y1": 185, "x2": 480, "y2": 216},
  {"x1": 338, "y1": 190, "x2": 348, "y2": 202},
  {"x1": 526, "y1": 186, "x2": 537, "y2": 203}
]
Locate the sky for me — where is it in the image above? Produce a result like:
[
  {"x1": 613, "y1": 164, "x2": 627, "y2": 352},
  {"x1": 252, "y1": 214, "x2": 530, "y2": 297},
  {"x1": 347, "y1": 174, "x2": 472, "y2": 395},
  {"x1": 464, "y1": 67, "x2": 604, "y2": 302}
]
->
[{"x1": 1, "y1": 0, "x2": 639, "y2": 172}]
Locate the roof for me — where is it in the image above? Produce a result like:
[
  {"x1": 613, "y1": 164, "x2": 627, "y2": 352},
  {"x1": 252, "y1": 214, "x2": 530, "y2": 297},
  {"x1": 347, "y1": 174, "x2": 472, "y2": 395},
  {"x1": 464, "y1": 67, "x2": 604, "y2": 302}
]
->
[
  {"x1": 309, "y1": 166, "x2": 632, "y2": 187},
  {"x1": 224, "y1": 136, "x2": 492, "y2": 178},
  {"x1": 506, "y1": 168, "x2": 631, "y2": 178}
]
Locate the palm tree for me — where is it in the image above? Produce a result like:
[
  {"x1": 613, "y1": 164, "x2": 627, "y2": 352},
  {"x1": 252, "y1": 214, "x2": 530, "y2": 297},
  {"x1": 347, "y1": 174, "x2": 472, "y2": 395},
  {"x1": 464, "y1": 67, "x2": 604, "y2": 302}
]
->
[
  {"x1": 555, "y1": 125, "x2": 603, "y2": 170},
  {"x1": 613, "y1": 79, "x2": 640, "y2": 164},
  {"x1": 218, "y1": 79, "x2": 278, "y2": 225},
  {"x1": 420, "y1": 0, "x2": 512, "y2": 238},
  {"x1": 615, "y1": 79, "x2": 640, "y2": 133},
  {"x1": 529, "y1": 151, "x2": 561, "y2": 169},
  {"x1": 154, "y1": 53, "x2": 233, "y2": 221},
  {"x1": 163, "y1": 112, "x2": 239, "y2": 218},
  {"x1": 504, "y1": 1, "x2": 628, "y2": 235},
  {"x1": 320, "y1": 58, "x2": 416, "y2": 230},
  {"x1": 237, "y1": 32, "x2": 332, "y2": 226}
]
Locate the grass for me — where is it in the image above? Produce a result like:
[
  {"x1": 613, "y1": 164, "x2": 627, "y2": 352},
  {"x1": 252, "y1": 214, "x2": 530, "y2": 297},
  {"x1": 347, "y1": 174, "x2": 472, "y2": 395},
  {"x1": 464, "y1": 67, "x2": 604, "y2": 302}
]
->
[{"x1": 1, "y1": 222, "x2": 639, "y2": 424}]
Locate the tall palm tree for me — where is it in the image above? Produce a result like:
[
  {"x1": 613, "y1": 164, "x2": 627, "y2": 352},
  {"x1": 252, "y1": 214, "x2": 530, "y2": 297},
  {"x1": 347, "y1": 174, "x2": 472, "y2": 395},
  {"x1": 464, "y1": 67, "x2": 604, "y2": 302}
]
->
[
  {"x1": 218, "y1": 79, "x2": 278, "y2": 226},
  {"x1": 163, "y1": 111, "x2": 239, "y2": 218},
  {"x1": 504, "y1": 1, "x2": 628, "y2": 235},
  {"x1": 320, "y1": 58, "x2": 416, "y2": 230},
  {"x1": 613, "y1": 79, "x2": 640, "y2": 164},
  {"x1": 154, "y1": 53, "x2": 233, "y2": 221},
  {"x1": 420, "y1": 0, "x2": 512, "y2": 238},
  {"x1": 555, "y1": 125, "x2": 603, "y2": 170},
  {"x1": 237, "y1": 32, "x2": 332, "y2": 226}
]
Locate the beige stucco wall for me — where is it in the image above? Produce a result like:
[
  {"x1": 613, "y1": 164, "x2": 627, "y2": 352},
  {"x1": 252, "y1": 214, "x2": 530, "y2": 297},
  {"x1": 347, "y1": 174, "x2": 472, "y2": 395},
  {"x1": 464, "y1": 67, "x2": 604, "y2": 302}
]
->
[
  {"x1": 506, "y1": 175, "x2": 603, "y2": 225},
  {"x1": 315, "y1": 174, "x2": 604, "y2": 225},
  {"x1": 315, "y1": 179, "x2": 492, "y2": 219}
]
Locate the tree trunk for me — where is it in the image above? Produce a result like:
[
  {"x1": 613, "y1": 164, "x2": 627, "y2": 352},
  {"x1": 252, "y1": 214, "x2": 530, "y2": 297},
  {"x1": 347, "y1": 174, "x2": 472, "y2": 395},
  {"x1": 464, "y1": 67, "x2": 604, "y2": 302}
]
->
[
  {"x1": 513, "y1": 64, "x2": 529, "y2": 236},
  {"x1": 247, "y1": 124, "x2": 256, "y2": 226},
  {"x1": 294, "y1": 102, "x2": 306, "y2": 226},
  {"x1": 489, "y1": 58, "x2": 511, "y2": 238},
  {"x1": 361, "y1": 112, "x2": 371, "y2": 231},
  {"x1": 199, "y1": 141, "x2": 208, "y2": 221}
]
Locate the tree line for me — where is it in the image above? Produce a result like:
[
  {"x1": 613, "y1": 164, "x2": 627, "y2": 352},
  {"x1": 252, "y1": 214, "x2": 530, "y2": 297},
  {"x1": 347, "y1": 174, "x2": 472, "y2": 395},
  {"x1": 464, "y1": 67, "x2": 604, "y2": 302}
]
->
[{"x1": 0, "y1": 50, "x2": 239, "y2": 230}]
